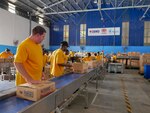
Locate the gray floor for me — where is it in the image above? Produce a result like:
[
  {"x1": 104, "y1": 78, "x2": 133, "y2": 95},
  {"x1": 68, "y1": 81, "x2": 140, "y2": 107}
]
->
[
  {"x1": 0, "y1": 80, "x2": 16, "y2": 98},
  {"x1": 62, "y1": 69, "x2": 150, "y2": 113},
  {"x1": 0, "y1": 80, "x2": 15, "y2": 92}
]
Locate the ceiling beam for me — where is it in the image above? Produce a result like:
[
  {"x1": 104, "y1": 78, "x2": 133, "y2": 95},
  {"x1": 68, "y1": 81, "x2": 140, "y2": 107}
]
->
[
  {"x1": 59, "y1": 4, "x2": 76, "y2": 17},
  {"x1": 135, "y1": 0, "x2": 143, "y2": 6},
  {"x1": 39, "y1": 0, "x2": 67, "y2": 21},
  {"x1": 140, "y1": 7, "x2": 150, "y2": 20},
  {"x1": 118, "y1": 0, "x2": 126, "y2": 7},
  {"x1": 44, "y1": 0, "x2": 67, "y2": 10},
  {"x1": 45, "y1": 5, "x2": 150, "y2": 15}
]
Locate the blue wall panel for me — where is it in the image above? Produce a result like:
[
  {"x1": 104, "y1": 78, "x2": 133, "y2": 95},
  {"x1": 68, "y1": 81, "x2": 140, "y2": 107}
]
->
[
  {"x1": 129, "y1": 9, "x2": 144, "y2": 46},
  {"x1": 0, "y1": 45, "x2": 17, "y2": 54},
  {"x1": 49, "y1": 46, "x2": 150, "y2": 54},
  {"x1": 49, "y1": 8, "x2": 150, "y2": 53}
]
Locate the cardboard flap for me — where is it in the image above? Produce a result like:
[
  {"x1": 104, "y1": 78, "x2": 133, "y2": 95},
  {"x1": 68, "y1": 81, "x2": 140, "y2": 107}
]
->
[{"x1": 18, "y1": 83, "x2": 44, "y2": 89}]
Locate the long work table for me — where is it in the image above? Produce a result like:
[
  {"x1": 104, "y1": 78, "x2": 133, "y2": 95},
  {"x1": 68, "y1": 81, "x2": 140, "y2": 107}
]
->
[
  {"x1": 0, "y1": 68, "x2": 98, "y2": 113},
  {"x1": 117, "y1": 56, "x2": 139, "y2": 68}
]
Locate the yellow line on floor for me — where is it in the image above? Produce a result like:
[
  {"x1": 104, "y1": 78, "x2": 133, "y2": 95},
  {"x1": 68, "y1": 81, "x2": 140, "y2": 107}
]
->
[{"x1": 121, "y1": 78, "x2": 133, "y2": 113}]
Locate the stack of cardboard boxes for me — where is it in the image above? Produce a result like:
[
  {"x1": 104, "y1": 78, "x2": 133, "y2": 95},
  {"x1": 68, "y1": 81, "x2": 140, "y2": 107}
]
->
[
  {"x1": 139, "y1": 54, "x2": 150, "y2": 74},
  {"x1": 128, "y1": 52, "x2": 140, "y2": 68}
]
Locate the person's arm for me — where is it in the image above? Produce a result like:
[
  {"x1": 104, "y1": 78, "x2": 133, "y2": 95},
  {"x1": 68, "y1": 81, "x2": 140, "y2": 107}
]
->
[
  {"x1": 14, "y1": 62, "x2": 41, "y2": 84},
  {"x1": 56, "y1": 52, "x2": 72, "y2": 67}
]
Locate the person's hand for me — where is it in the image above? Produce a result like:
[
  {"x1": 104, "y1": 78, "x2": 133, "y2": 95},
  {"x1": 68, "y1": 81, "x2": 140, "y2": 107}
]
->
[{"x1": 41, "y1": 73, "x2": 46, "y2": 80}]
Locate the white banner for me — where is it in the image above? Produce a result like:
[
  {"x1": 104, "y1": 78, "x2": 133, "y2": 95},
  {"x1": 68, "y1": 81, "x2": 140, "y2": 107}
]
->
[{"x1": 88, "y1": 27, "x2": 120, "y2": 36}]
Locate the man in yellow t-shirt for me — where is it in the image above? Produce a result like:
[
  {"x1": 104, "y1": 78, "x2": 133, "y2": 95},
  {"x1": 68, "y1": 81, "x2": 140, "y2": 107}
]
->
[
  {"x1": 69, "y1": 50, "x2": 75, "y2": 63},
  {"x1": 14, "y1": 26, "x2": 46, "y2": 86},
  {"x1": 43, "y1": 49, "x2": 48, "y2": 67},
  {"x1": 50, "y1": 41, "x2": 71, "y2": 77},
  {"x1": 0, "y1": 48, "x2": 14, "y2": 58},
  {"x1": 95, "y1": 52, "x2": 102, "y2": 61},
  {"x1": 82, "y1": 53, "x2": 92, "y2": 62}
]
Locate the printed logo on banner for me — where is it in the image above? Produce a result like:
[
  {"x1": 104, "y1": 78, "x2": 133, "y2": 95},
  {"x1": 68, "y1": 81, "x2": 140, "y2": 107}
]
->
[
  {"x1": 88, "y1": 27, "x2": 120, "y2": 36},
  {"x1": 101, "y1": 28, "x2": 107, "y2": 34},
  {"x1": 109, "y1": 29, "x2": 113, "y2": 33},
  {"x1": 89, "y1": 30, "x2": 100, "y2": 33}
]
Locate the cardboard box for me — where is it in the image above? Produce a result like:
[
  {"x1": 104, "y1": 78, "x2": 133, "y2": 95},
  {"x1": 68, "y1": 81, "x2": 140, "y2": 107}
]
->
[
  {"x1": 72, "y1": 62, "x2": 88, "y2": 73},
  {"x1": 16, "y1": 81, "x2": 55, "y2": 101},
  {"x1": 0, "y1": 58, "x2": 5, "y2": 63},
  {"x1": 64, "y1": 67, "x2": 73, "y2": 74},
  {"x1": 128, "y1": 60, "x2": 139, "y2": 68},
  {"x1": 128, "y1": 52, "x2": 140, "y2": 57},
  {"x1": 85, "y1": 60, "x2": 98, "y2": 68},
  {"x1": 97, "y1": 60, "x2": 102, "y2": 66},
  {"x1": 44, "y1": 65, "x2": 51, "y2": 80}
]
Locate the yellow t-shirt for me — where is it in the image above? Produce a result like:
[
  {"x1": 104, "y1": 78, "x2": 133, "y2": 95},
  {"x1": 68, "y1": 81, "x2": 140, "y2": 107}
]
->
[
  {"x1": 51, "y1": 49, "x2": 65, "y2": 77},
  {"x1": 64, "y1": 54, "x2": 69, "y2": 63},
  {"x1": 113, "y1": 55, "x2": 117, "y2": 61},
  {"x1": 14, "y1": 38, "x2": 43, "y2": 86},
  {"x1": 0, "y1": 51, "x2": 13, "y2": 58},
  {"x1": 95, "y1": 55, "x2": 102, "y2": 61},
  {"x1": 82, "y1": 56, "x2": 92, "y2": 62},
  {"x1": 69, "y1": 51, "x2": 74, "y2": 57},
  {"x1": 43, "y1": 54, "x2": 48, "y2": 67},
  {"x1": 91, "y1": 56, "x2": 95, "y2": 60}
]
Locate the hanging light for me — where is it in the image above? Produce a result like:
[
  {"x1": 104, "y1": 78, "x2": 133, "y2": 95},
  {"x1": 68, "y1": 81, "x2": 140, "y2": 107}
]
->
[
  {"x1": 8, "y1": 2, "x2": 16, "y2": 14},
  {"x1": 94, "y1": 0, "x2": 98, "y2": 4}
]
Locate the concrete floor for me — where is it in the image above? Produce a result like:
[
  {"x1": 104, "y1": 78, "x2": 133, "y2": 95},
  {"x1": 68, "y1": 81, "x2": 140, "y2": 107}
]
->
[
  {"x1": 0, "y1": 80, "x2": 15, "y2": 99},
  {"x1": 62, "y1": 69, "x2": 150, "y2": 113},
  {"x1": 0, "y1": 80, "x2": 15, "y2": 92}
]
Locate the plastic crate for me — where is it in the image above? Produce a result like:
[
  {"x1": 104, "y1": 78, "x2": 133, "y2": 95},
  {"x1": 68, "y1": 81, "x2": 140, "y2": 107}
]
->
[{"x1": 108, "y1": 63, "x2": 124, "y2": 73}]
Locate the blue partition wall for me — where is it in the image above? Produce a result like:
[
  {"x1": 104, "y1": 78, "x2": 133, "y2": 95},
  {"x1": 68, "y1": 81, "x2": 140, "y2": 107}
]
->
[
  {"x1": 50, "y1": 8, "x2": 150, "y2": 53},
  {"x1": 0, "y1": 45, "x2": 17, "y2": 54}
]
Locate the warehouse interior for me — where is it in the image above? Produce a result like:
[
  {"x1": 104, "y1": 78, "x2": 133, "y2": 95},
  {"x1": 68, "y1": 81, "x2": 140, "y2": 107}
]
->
[{"x1": 0, "y1": 0, "x2": 150, "y2": 113}]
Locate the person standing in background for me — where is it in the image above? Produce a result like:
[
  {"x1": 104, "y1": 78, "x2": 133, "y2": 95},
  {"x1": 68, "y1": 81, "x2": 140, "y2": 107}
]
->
[
  {"x1": 0, "y1": 48, "x2": 14, "y2": 58},
  {"x1": 95, "y1": 52, "x2": 102, "y2": 61},
  {"x1": 82, "y1": 52, "x2": 92, "y2": 62},
  {"x1": 14, "y1": 26, "x2": 46, "y2": 86}
]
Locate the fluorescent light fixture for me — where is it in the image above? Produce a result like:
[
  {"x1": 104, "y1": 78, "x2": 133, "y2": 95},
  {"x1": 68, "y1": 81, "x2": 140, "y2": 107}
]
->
[
  {"x1": 94, "y1": 0, "x2": 97, "y2": 4},
  {"x1": 39, "y1": 14, "x2": 44, "y2": 18},
  {"x1": 8, "y1": 2, "x2": 16, "y2": 14},
  {"x1": 39, "y1": 17, "x2": 44, "y2": 25}
]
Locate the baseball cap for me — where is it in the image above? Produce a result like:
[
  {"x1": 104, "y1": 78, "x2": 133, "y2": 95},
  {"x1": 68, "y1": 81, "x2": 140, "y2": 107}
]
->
[{"x1": 60, "y1": 41, "x2": 69, "y2": 47}]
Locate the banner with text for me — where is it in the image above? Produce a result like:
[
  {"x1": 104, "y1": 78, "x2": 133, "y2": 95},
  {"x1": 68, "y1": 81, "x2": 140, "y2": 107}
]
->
[{"x1": 88, "y1": 27, "x2": 120, "y2": 36}]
